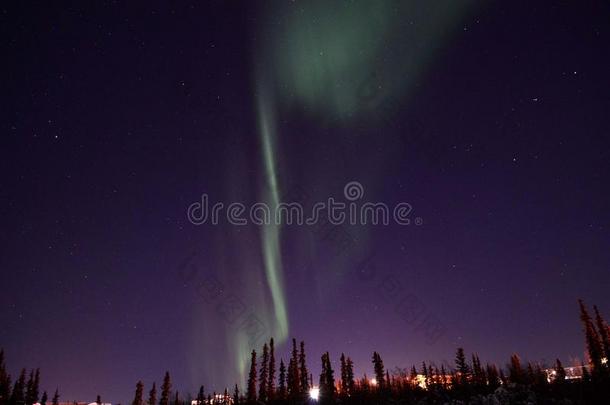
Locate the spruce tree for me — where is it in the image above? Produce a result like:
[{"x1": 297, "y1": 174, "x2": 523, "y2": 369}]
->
[
  {"x1": 24, "y1": 369, "x2": 39, "y2": 405},
  {"x1": 258, "y1": 343, "x2": 269, "y2": 402},
  {"x1": 298, "y1": 341, "x2": 309, "y2": 393},
  {"x1": 454, "y1": 348, "x2": 469, "y2": 385},
  {"x1": 593, "y1": 305, "x2": 610, "y2": 365},
  {"x1": 195, "y1": 386, "x2": 204, "y2": 405},
  {"x1": 286, "y1": 359, "x2": 293, "y2": 398},
  {"x1": 319, "y1": 353, "x2": 335, "y2": 403},
  {"x1": 345, "y1": 358, "x2": 355, "y2": 395},
  {"x1": 148, "y1": 382, "x2": 157, "y2": 405},
  {"x1": 278, "y1": 359, "x2": 286, "y2": 400},
  {"x1": 289, "y1": 339, "x2": 300, "y2": 397},
  {"x1": 319, "y1": 354, "x2": 327, "y2": 401},
  {"x1": 132, "y1": 381, "x2": 144, "y2": 405},
  {"x1": 409, "y1": 366, "x2": 418, "y2": 385},
  {"x1": 33, "y1": 371, "x2": 39, "y2": 405},
  {"x1": 578, "y1": 299, "x2": 604, "y2": 374},
  {"x1": 0, "y1": 349, "x2": 10, "y2": 405},
  {"x1": 173, "y1": 391, "x2": 179, "y2": 405},
  {"x1": 246, "y1": 350, "x2": 257, "y2": 403},
  {"x1": 486, "y1": 364, "x2": 500, "y2": 389},
  {"x1": 552, "y1": 359, "x2": 565, "y2": 384},
  {"x1": 339, "y1": 354, "x2": 347, "y2": 394},
  {"x1": 232, "y1": 385, "x2": 239, "y2": 405},
  {"x1": 267, "y1": 338, "x2": 275, "y2": 401},
  {"x1": 471, "y1": 354, "x2": 484, "y2": 387},
  {"x1": 526, "y1": 362, "x2": 535, "y2": 385},
  {"x1": 96, "y1": 395, "x2": 102, "y2": 405},
  {"x1": 25, "y1": 370, "x2": 35, "y2": 405},
  {"x1": 372, "y1": 352, "x2": 385, "y2": 389},
  {"x1": 508, "y1": 354, "x2": 524, "y2": 385},
  {"x1": 39, "y1": 392, "x2": 47, "y2": 405},
  {"x1": 10, "y1": 369, "x2": 26, "y2": 405},
  {"x1": 51, "y1": 390, "x2": 59, "y2": 405},
  {"x1": 326, "y1": 353, "x2": 335, "y2": 399},
  {"x1": 160, "y1": 372, "x2": 171, "y2": 405}
]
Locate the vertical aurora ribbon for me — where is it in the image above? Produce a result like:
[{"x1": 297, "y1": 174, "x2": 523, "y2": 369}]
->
[{"x1": 257, "y1": 85, "x2": 289, "y2": 343}]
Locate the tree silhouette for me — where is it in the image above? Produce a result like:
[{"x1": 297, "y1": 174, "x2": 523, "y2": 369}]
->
[
  {"x1": 339, "y1": 354, "x2": 347, "y2": 395},
  {"x1": 148, "y1": 382, "x2": 157, "y2": 405},
  {"x1": 267, "y1": 338, "x2": 275, "y2": 401},
  {"x1": 1, "y1": 304, "x2": 609, "y2": 405},
  {"x1": 593, "y1": 305, "x2": 610, "y2": 365},
  {"x1": 159, "y1": 372, "x2": 171, "y2": 405},
  {"x1": 345, "y1": 357, "x2": 355, "y2": 395},
  {"x1": 0, "y1": 350, "x2": 10, "y2": 405},
  {"x1": 372, "y1": 352, "x2": 385, "y2": 389},
  {"x1": 319, "y1": 352, "x2": 335, "y2": 404},
  {"x1": 409, "y1": 366, "x2": 418, "y2": 385},
  {"x1": 246, "y1": 350, "x2": 257, "y2": 403},
  {"x1": 454, "y1": 348, "x2": 469, "y2": 385},
  {"x1": 258, "y1": 343, "x2": 269, "y2": 402},
  {"x1": 298, "y1": 341, "x2": 309, "y2": 393},
  {"x1": 287, "y1": 339, "x2": 300, "y2": 399},
  {"x1": 195, "y1": 386, "x2": 204, "y2": 405},
  {"x1": 132, "y1": 382, "x2": 144, "y2": 405},
  {"x1": 471, "y1": 354, "x2": 484, "y2": 387},
  {"x1": 486, "y1": 364, "x2": 500, "y2": 389},
  {"x1": 232, "y1": 384, "x2": 239, "y2": 405},
  {"x1": 579, "y1": 299, "x2": 605, "y2": 375},
  {"x1": 508, "y1": 354, "x2": 525, "y2": 385},
  {"x1": 10, "y1": 369, "x2": 26, "y2": 405},
  {"x1": 277, "y1": 359, "x2": 286, "y2": 400},
  {"x1": 25, "y1": 369, "x2": 39, "y2": 405}
]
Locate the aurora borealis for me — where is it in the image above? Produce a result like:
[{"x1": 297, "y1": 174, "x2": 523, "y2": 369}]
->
[
  {"x1": 248, "y1": 1, "x2": 476, "y2": 372},
  {"x1": 2, "y1": 1, "x2": 610, "y2": 403}
]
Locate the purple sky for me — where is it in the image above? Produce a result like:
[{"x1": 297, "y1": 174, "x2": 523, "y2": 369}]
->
[{"x1": 2, "y1": 1, "x2": 610, "y2": 404}]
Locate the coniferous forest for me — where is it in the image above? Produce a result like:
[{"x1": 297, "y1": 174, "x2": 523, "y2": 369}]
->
[{"x1": 2, "y1": 300, "x2": 609, "y2": 405}]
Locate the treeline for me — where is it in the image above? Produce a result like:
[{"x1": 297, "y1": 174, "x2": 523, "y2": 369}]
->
[
  {"x1": 2, "y1": 300, "x2": 609, "y2": 404},
  {"x1": 135, "y1": 300, "x2": 610, "y2": 404},
  {"x1": 0, "y1": 354, "x2": 59, "y2": 405}
]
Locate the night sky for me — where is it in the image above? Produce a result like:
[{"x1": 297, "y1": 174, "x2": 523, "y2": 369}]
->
[{"x1": 2, "y1": 1, "x2": 610, "y2": 403}]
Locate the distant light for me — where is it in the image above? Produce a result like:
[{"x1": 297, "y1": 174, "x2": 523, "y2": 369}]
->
[
  {"x1": 309, "y1": 387, "x2": 320, "y2": 401},
  {"x1": 602, "y1": 357, "x2": 608, "y2": 365},
  {"x1": 370, "y1": 378, "x2": 377, "y2": 386}
]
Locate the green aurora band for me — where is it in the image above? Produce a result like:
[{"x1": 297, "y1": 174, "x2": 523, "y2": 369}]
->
[{"x1": 232, "y1": 0, "x2": 476, "y2": 382}]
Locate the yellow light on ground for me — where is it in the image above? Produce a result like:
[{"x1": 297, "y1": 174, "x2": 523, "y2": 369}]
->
[
  {"x1": 309, "y1": 387, "x2": 320, "y2": 401},
  {"x1": 370, "y1": 378, "x2": 377, "y2": 386}
]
